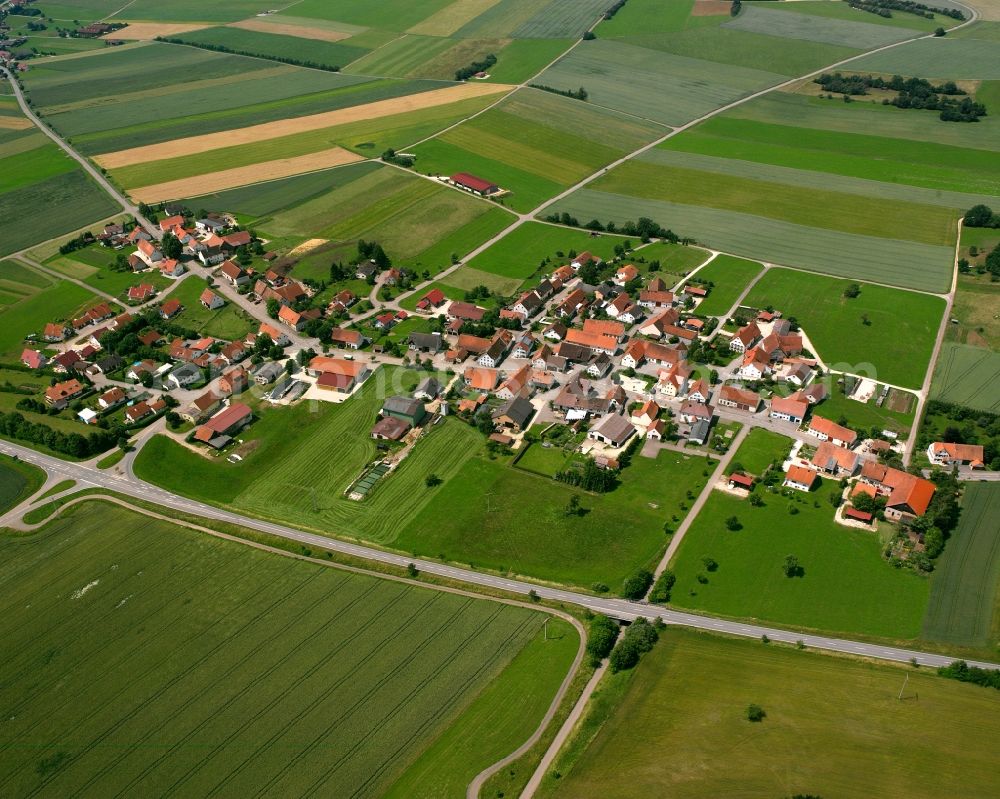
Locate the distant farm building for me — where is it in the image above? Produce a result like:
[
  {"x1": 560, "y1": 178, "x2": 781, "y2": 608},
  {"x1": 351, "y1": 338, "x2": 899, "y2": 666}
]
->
[{"x1": 449, "y1": 172, "x2": 500, "y2": 197}]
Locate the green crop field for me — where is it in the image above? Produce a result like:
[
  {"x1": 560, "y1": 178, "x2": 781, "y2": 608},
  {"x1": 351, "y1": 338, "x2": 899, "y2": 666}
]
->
[
  {"x1": 548, "y1": 188, "x2": 954, "y2": 293},
  {"x1": 599, "y1": 160, "x2": 957, "y2": 246},
  {"x1": 482, "y1": 39, "x2": 574, "y2": 83},
  {"x1": 463, "y1": 221, "x2": 622, "y2": 282},
  {"x1": 922, "y1": 483, "x2": 1000, "y2": 649},
  {"x1": 535, "y1": 39, "x2": 784, "y2": 126},
  {"x1": 411, "y1": 89, "x2": 664, "y2": 212},
  {"x1": 930, "y1": 343, "x2": 1000, "y2": 412},
  {"x1": 758, "y1": 0, "x2": 947, "y2": 30},
  {"x1": 397, "y1": 447, "x2": 712, "y2": 588},
  {"x1": 0, "y1": 261, "x2": 101, "y2": 360},
  {"x1": 168, "y1": 277, "x2": 256, "y2": 341},
  {"x1": 849, "y1": 38, "x2": 1000, "y2": 80},
  {"x1": 290, "y1": 0, "x2": 453, "y2": 29},
  {"x1": 104, "y1": 0, "x2": 275, "y2": 22},
  {"x1": 728, "y1": 429, "x2": 793, "y2": 477},
  {"x1": 0, "y1": 455, "x2": 44, "y2": 515},
  {"x1": 742, "y1": 268, "x2": 944, "y2": 389},
  {"x1": 724, "y1": 4, "x2": 925, "y2": 47},
  {"x1": 342, "y1": 34, "x2": 473, "y2": 78},
  {"x1": 258, "y1": 166, "x2": 516, "y2": 275},
  {"x1": 669, "y1": 480, "x2": 929, "y2": 640},
  {"x1": 542, "y1": 628, "x2": 1000, "y2": 799},
  {"x1": 0, "y1": 500, "x2": 575, "y2": 797},
  {"x1": 169, "y1": 26, "x2": 370, "y2": 71},
  {"x1": 688, "y1": 254, "x2": 763, "y2": 316}
]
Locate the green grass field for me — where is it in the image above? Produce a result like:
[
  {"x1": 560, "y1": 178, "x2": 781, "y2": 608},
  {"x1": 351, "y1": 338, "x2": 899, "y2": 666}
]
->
[
  {"x1": 687, "y1": 254, "x2": 763, "y2": 316},
  {"x1": 0, "y1": 499, "x2": 575, "y2": 797},
  {"x1": 0, "y1": 455, "x2": 44, "y2": 515},
  {"x1": 535, "y1": 38, "x2": 784, "y2": 126},
  {"x1": 169, "y1": 277, "x2": 256, "y2": 341},
  {"x1": 169, "y1": 26, "x2": 370, "y2": 70},
  {"x1": 670, "y1": 478, "x2": 929, "y2": 639},
  {"x1": 756, "y1": 0, "x2": 946, "y2": 31},
  {"x1": 740, "y1": 269, "x2": 944, "y2": 389},
  {"x1": 849, "y1": 38, "x2": 1000, "y2": 80},
  {"x1": 543, "y1": 628, "x2": 1000, "y2": 798},
  {"x1": 815, "y1": 386, "x2": 915, "y2": 437},
  {"x1": 922, "y1": 483, "x2": 1000, "y2": 650},
  {"x1": 930, "y1": 343, "x2": 1000, "y2": 412},
  {"x1": 725, "y1": 4, "x2": 926, "y2": 47},
  {"x1": 44, "y1": 244, "x2": 171, "y2": 298},
  {"x1": 728, "y1": 428, "x2": 792, "y2": 477}
]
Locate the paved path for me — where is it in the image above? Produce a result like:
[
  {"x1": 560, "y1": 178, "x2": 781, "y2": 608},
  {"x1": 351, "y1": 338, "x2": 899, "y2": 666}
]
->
[
  {"x1": 3, "y1": 439, "x2": 996, "y2": 671},
  {"x1": 651, "y1": 425, "x2": 749, "y2": 581},
  {"x1": 2, "y1": 69, "x2": 159, "y2": 236},
  {"x1": 519, "y1": 659, "x2": 609, "y2": 799}
]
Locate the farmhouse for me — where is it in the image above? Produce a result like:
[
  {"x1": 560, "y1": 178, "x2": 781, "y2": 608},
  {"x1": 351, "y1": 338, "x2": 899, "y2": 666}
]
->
[
  {"x1": 564, "y1": 329, "x2": 618, "y2": 356},
  {"x1": 769, "y1": 395, "x2": 808, "y2": 424},
  {"x1": 588, "y1": 412, "x2": 636, "y2": 448},
  {"x1": 415, "y1": 288, "x2": 447, "y2": 310},
  {"x1": 42, "y1": 322, "x2": 69, "y2": 342},
  {"x1": 194, "y1": 402, "x2": 253, "y2": 448},
  {"x1": 463, "y1": 366, "x2": 499, "y2": 391},
  {"x1": 97, "y1": 387, "x2": 126, "y2": 410},
  {"x1": 447, "y1": 301, "x2": 488, "y2": 322},
  {"x1": 449, "y1": 172, "x2": 499, "y2": 196},
  {"x1": 927, "y1": 442, "x2": 985, "y2": 469},
  {"x1": 125, "y1": 399, "x2": 166, "y2": 425},
  {"x1": 613, "y1": 264, "x2": 638, "y2": 286},
  {"x1": 808, "y1": 416, "x2": 857, "y2": 448},
  {"x1": 729, "y1": 321, "x2": 761, "y2": 353},
  {"x1": 717, "y1": 385, "x2": 761, "y2": 413},
  {"x1": 858, "y1": 462, "x2": 936, "y2": 521},
  {"x1": 496, "y1": 363, "x2": 531, "y2": 400},
  {"x1": 181, "y1": 391, "x2": 223, "y2": 423},
  {"x1": 784, "y1": 464, "x2": 818, "y2": 492},
  {"x1": 414, "y1": 377, "x2": 441, "y2": 400},
  {"x1": 493, "y1": 396, "x2": 535, "y2": 433},
  {"x1": 219, "y1": 260, "x2": 248, "y2": 286}
]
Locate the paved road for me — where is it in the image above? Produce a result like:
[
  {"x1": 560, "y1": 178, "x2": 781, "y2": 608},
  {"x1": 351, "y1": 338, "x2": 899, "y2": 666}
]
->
[
  {"x1": 2, "y1": 439, "x2": 996, "y2": 671},
  {"x1": 2, "y1": 69, "x2": 160, "y2": 236}
]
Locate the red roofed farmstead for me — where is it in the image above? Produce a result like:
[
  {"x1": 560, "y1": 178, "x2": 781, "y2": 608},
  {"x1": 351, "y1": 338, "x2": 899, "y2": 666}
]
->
[{"x1": 449, "y1": 172, "x2": 499, "y2": 196}]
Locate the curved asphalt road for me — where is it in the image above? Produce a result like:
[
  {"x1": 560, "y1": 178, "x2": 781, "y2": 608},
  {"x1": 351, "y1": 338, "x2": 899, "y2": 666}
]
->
[{"x1": 2, "y1": 439, "x2": 997, "y2": 671}]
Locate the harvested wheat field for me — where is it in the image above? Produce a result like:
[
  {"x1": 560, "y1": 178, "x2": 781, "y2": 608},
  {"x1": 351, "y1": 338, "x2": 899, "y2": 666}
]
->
[
  {"x1": 109, "y1": 22, "x2": 210, "y2": 39},
  {"x1": 129, "y1": 147, "x2": 364, "y2": 202},
  {"x1": 691, "y1": 0, "x2": 733, "y2": 15},
  {"x1": 408, "y1": 0, "x2": 501, "y2": 36},
  {"x1": 97, "y1": 82, "x2": 512, "y2": 169},
  {"x1": 228, "y1": 18, "x2": 354, "y2": 42},
  {"x1": 0, "y1": 116, "x2": 32, "y2": 129},
  {"x1": 288, "y1": 238, "x2": 330, "y2": 256}
]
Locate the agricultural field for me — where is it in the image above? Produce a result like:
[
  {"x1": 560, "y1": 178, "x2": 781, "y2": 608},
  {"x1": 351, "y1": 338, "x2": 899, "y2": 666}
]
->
[
  {"x1": 922, "y1": 483, "x2": 1000, "y2": 650},
  {"x1": 682, "y1": 254, "x2": 761, "y2": 316},
  {"x1": 742, "y1": 268, "x2": 945, "y2": 389},
  {"x1": 930, "y1": 342, "x2": 1000, "y2": 412},
  {"x1": 849, "y1": 37, "x2": 1000, "y2": 80},
  {"x1": 410, "y1": 88, "x2": 666, "y2": 212},
  {"x1": 541, "y1": 628, "x2": 1000, "y2": 799},
  {"x1": 168, "y1": 277, "x2": 256, "y2": 341},
  {"x1": 0, "y1": 500, "x2": 576, "y2": 797},
  {"x1": 0, "y1": 260, "x2": 102, "y2": 361},
  {"x1": 669, "y1": 479, "x2": 930, "y2": 640},
  {"x1": 535, "y1": 38, "x2": 785, "y2": 126},
  {"x1": 0, "y1": 455, "x2": 44, "y2": 515},
  {"x1": 947, "y1": 272, "x2": 1000, "y2": 351}
]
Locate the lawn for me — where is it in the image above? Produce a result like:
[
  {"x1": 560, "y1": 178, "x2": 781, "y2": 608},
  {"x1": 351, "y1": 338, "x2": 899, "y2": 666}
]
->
[
  {"x1": 630, "y1": 240, "x2": 711, "y2": 276},
  {"x1": 0, "y1": 262, "x2": 101, "y2": 360},
  {"x1": 464, "y1": 221, "x2": 622, "y2": 282},
  {"x1": 547, "y1": 189, "x2": 954, "y2": 293},
  {"x1": 542, "y1": 628, "x2": 1000, "y2": 799},
  {"x1": 0, "y1": 454, "x2": 44, "y2": 515},
  {"x1": 930, "y1": 342, "x2": 1000, "y2": 412},
  {"x1": 727, "y1": 428, "x2": 792, "y2": 477},
  {"x1": 169, "y1": 277, "x2": 256, "y2": 341},
  {"x1": 742, "y1": 268, "x2": 945, "y2": 389},
  {"x1": 922, "y1": 483, "x2": 1000, "y2": 650},
  {"x1": 687, "y1": 254, "x2": 763, "y2": 316},
  {"x1": 396, "y1": 447, "x2": 712, "y2": 589},
  {"x1": 816, "y1": 384, "x2": 916, "y2": 437},
  {"x1": 0, "y1": 499, "x2": 575, "y2": 797},
  {"x1": 45, "y1": 245, "x2": 172, "y2": 298},
  {"x1": 669, "y1": 480, "x2": 929, "y2": 640}
]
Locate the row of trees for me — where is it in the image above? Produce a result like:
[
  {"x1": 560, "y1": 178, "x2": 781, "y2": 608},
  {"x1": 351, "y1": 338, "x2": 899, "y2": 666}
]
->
[
  {"x1": 0, "y1": 411, "x2": 116, "y2": 458},
  {"x1": 154, "y1": 36, "x2": 343, "y2": 72},
  {"x1": 938, "y1": 660, "x2": 1000, "y2": 690},
  {"x1": 455, "y1": 53, "x2": 496, "y2": 82},
  {"x1": 528, "y1": 84, "x2": 588, "y2": 101},
  {"x1": 555, "y1": 457, "x2": 619, "y2": 492}
]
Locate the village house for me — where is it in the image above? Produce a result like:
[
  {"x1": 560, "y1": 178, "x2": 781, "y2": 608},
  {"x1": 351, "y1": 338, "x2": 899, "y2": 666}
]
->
[
  {"x1": 729, "y1": 321, "x2": 761, "y2": 353},
  {"x1": 217, "y1": 260, "x2": 248, "y2": 287},
  {"x1": 371, "y1": 416, "x2": 410, "y2": 441},
  {"x1": 630, "y1": 400, "x2": 660, "y2": 429},
  {"x1": 42, "y1": 322, "x2": 69, "y2": 342},
  {"x1": 554, "y1": 288, "x2": 588, "y2": 320},
  {"x1": 135, "y1": 237, "x2": 162, "y2": 266},
  {"x1": 307, "y1": 357, "x2": 369, "y2": 393},
  {"x1": 414, "y1": 377, "x2": 441, "y2": 401},
  {"x1": 588, "y1": 412, "x2": 636, "y2": 448},
  {"x1": 44, "y1": 379, "x2": 85, "y2": 409},
  {"x1": 927, "y1": 442, "x2": 985, "y2": 469},
  {"x1": 219, "y1": 367, "x2": 249, "y2": 396},
  {"x1": 807, "y1": 416, "x2": 858, "y2": 449},
  {"x1": 125, "y1": 398, "x2": 166, "y2": 425},
  {"x1": 20, "y1": 349, "x2": 46, "y2": 370},
  {"x1": 97, "y1": 387, "x2": 127, "y2": 410},
  {"x1": 655, "y1": 363, "x2": 691, "y2": 398},
  {"x1": 493, "y1": 395, "x2": 535, "y2": 433},
  {"x1": 553, "y1": 374, "x2": 616, "y2": 418},
  {"x1": 613, "y1": 264, "x2": 639, "y2": 287},
  {"x1": 258, "y1": 322, "x2": 290, "y2": 347},
  {"x1": 811, "y1": 441, "x2": 860, "y2": 477},
  {"x1": 463, "y1": 366, "x2": 499, "y2": 392},
  {"x1": 447, "y1": 301, "x2": 488, "y2": 323},
  {"x1": 167, "y1": 363, "x2": 202, "y2": 390},
  {"x1": 687, "y1": 379, "x2": 711, "y2": 404},
  {"x1": 159, "y1": 298, "x2": 183, "y2": 320},
  {"x1": 496, "y1": 364, "x2": 532, "y2": 400},
  {"x1": 127, "y1": 283, "x2": 156, "y2": 303},
  {"x1": 784, "y1": 464, "x2": 818, "y2": 492},
  {"x1": 857, "y1": 462, "x2": 936, "y2": 522},
  {"x1": 252, "y1": 361, "x2": 284, "y2": 385},
  {"x1": 181, "y1": 391, "x2": 223, "y2": 423},
  {"x1": 200, "y1": 288, "x2": 225, "y2": 310},
  {"x1": 157, "y1": 259, "x2": 185, "y2": 279},
  {"x1": 792, "y1": 383, "x2": 828, "y2": 404},
  {"x1": 679, "y1": 401, "x2": 713, "y2": 426},
  {"x1": 477, "y1": 336, "x2": 510, "y2": 369}
]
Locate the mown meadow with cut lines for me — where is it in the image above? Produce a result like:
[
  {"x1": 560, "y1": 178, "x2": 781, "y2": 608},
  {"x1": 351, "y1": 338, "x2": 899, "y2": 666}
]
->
[{"x1": 0, "y1": 501, "x2": 575, "y2": 798}]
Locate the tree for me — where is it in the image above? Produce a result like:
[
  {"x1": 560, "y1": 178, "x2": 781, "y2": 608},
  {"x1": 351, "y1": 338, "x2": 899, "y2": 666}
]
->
[
  {"x1": 783, "y1": 554, "x2": 803, "y2": 577},
  {"x1": 934, "y1": 26, "x2": 946, "y2": 36},
  {"x1": 621, "y1": 569, "x2": 653, "y2": 599},
  {"x1": 406, "y1": 563, "x2": 419, "y2": 578},
  {"x1": 564, "y1": 494, "x2": 581, "y2": 516},
  {"x1": 425, "y1": 473, "x2": 442, "y2": 488},
  {"x1": 746, "y1": 704, "x2": 766, "y2": 722},
  {"x1": 266, "y1": 298, "x2": 280, "y2": 319},
  {"x1": 648, "y1": 570, "x2": 676, "y2": 604},
  {"x1": 843, "y1": 282, "x2": 861, "y2": 298},
  {"x1": 586, "y1": 615, "x2": 619, "y2": 665},
  {"x1": 160, "y1": 233, "x2": 182, "y2": 260},
  {"x1": 963, "y1": 204, "x2": 997, "y2": 228},
  {"x1": 725, "y1": 515, "x2": 742, "y2": 531}
]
